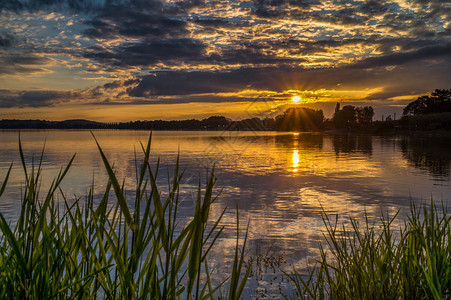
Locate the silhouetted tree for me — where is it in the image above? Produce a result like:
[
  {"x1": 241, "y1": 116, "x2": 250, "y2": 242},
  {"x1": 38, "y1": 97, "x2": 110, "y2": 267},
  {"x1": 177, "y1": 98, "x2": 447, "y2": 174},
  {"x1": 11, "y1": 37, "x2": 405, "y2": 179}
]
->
[
  {"x1": 356, "y1": 106, "x2": 374, "y2": 125},
  {"x1": 335, "y1": 102, "x2": 340, "y2": 114},
  {"x1": 262, "y1": 117, "x2": 275, "y2": 130},
  {"x1": 200, "y1": 116, "x2": 230, "y2": 129},
  {"x1": 333, "y1": 105, "x2": 356, "y2": 129},
  {"x1": 333, "y1": 104, "x2": 374, "y2": 129},
  {"x1": 403, "y1": 89, "x2": 451, "y2": 116},
  {"x1": 274, "y1": 107, "x2": 324, "y2": 131}
]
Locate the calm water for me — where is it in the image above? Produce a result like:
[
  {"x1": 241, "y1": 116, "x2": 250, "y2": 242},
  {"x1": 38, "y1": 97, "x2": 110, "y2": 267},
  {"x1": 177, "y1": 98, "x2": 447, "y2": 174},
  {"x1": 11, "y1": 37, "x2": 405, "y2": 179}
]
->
[{"x1": 1, "y1": 130, "x2": 450, "y2": 296}]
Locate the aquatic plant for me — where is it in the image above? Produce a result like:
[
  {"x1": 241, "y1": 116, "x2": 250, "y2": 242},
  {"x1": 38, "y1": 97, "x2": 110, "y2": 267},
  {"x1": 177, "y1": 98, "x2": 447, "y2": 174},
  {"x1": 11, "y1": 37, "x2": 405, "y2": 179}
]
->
[
  {"x1": 0, "y1": 133, "x2": 251, "y2": 299},
  {"x1": 284, "y1": 202, "x2": 451, "y2": 300}
]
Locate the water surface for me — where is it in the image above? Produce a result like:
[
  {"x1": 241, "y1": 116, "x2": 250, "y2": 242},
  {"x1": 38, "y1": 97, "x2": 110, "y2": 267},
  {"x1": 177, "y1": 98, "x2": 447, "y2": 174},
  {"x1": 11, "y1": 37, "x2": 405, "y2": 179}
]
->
[{"x1": 0, "y1": 130, "x2": 450, "y2": 296}]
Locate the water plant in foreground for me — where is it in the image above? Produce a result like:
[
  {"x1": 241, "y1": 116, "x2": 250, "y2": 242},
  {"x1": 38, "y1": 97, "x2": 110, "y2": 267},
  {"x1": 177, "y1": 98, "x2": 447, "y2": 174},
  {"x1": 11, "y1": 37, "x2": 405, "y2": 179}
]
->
[
  {"x1": 0, "y1": 133, "x2": 252, "y2": 299},
  {"x1": 284, "y1": 202, "x2": 451, "y2": 300}
]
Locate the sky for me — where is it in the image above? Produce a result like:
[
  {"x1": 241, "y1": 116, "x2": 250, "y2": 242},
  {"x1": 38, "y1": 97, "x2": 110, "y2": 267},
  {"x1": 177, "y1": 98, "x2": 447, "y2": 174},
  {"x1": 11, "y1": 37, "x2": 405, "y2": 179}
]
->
[{"x1": 0, "y1": 0, "x2": 450, "y2": 121}]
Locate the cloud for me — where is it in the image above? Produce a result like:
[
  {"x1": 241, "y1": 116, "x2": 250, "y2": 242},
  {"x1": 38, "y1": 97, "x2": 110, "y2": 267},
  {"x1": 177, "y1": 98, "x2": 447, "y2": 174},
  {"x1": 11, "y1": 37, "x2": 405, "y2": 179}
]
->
[
  {"x1": 83, "y1": 4, "x2": 188, "y2": 40},
  {"x1": 251, "y1": 0, "x2": 320, "y2": 18},
  {"x1": 84, "y1": 38, "x2": 207, "y2": 67},
  {"x1": 191, "y1": 17, "x2": 251, "y2": 29},
  {"x1": 0, "y1": 0, "x2": 112, "y2": 12},
  {"x1": 0, "y1": 78, "x2": 142, "y2": 108},
  {"x1": 128, "y1": 69, "x2": 258, "y2": 96},
  {"x1": 351, "y1": 43, "x2": 451, "y2": 69},
  {"x1": 359, "y1": 0, "x2": 392, "y2": 15},
  {"x1": 0, "y1": 54, "x2": 51, "y2": 75},
  {"x1": 2, "y1": 50, "x2": 449, "y2": 109},
  {"x1": 0, "y1": 89, "x2": 73, "y2": 107},
  {"x1": 0, "y1": 32, "x2": 15, "y2": 47},
  {"x1": 0, "y1": 0, "x2": 449, "y2": 115},
  {"x1": 126, "y1": 45, "x2": 451, "y2": 100}
]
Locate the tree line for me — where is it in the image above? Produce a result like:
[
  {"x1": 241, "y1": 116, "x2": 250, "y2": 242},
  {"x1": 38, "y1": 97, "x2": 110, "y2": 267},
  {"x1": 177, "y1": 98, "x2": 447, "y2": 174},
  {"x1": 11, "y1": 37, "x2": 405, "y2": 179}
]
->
[{"x1": 1, "y1": 89, "x2": 449, "y2": 131}]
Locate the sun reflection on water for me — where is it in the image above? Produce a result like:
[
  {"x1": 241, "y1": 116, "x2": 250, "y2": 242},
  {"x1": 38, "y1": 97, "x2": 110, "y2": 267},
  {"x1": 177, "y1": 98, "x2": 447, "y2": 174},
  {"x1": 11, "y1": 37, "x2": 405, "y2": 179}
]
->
[{"x1": 292, "y1": 149, "x2": 299, "y2": 172}]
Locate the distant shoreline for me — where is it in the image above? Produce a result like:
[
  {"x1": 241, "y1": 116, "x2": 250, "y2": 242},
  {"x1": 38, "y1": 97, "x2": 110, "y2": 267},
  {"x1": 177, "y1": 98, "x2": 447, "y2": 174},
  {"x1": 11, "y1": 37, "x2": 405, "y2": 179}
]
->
[
  {"x1": 2, "y1": 127, "x2": 451, "y2": 139},
  {"x1": 2, "y1": 111, "x2": 451, "y2": 133}
]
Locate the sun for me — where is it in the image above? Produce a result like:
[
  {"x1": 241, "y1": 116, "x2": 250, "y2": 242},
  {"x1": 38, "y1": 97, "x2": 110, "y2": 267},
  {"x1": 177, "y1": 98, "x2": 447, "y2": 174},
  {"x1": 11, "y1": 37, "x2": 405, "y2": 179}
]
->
[{"x1": 292, "y1": 96, "x2": 301, "y2": 103}]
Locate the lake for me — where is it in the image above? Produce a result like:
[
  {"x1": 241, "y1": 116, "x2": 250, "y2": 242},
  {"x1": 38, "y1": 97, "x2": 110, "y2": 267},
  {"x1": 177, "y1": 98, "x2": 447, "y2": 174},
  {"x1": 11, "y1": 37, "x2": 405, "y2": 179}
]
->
[{"x1": 1, "y1": 130, "x2": 450, "y2": 297}]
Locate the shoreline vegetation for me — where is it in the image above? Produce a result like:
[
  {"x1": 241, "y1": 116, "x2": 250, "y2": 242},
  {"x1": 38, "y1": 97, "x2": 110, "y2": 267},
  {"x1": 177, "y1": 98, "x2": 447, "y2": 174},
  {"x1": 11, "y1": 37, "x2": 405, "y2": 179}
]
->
[
  {"x1": 1, "y1": 89, "x2": 450, "y2": 133},
  {"x1": 0, "y1": 134, "x2": 450, "y2": 299},
  {"x1": 284, "y1": 200, "x2": 450, "y2": 300},
  {"x1": 0, "y1": 134, "x2": 252, "y2": 299}
]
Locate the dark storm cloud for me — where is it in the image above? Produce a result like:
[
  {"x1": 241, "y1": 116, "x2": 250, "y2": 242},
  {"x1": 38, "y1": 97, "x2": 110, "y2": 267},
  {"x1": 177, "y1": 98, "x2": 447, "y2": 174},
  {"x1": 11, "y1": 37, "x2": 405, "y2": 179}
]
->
[
  {"x1": 83, "y1": 16, "x2": 187, "y2": 40},
  {"x1": 103, "y1": 80, "x2": 121, "y2": 89},
  {"x1": 252, "y1": 0, "x2": 320, "y2": 18},
  {"x1": 0, "y1": 33, "x2": 15, "y2": 48},
  {"x1": 0, "y1": 0, "x2": 108, "y2": 12},
  {"x1": 359, "y1": 0, "x2": 392, "y2": 15},
  {"x1": 84, "y1": 36, "x2": 305, "y2": 67},
  {"x1": 0, "y1": 65, "x2": 45, "y2": 76},
  {"x1": 168, "y1": 0, "x2": 208, "y2": 13},
  {"x1": 102, "y1": 78, "x2": 139, "y2": 89},
  {"x1": 249, "y1": 38, "x2": 369, "y2": 56},
  {"x1": 85, "y1": 38, "x2": 206, "y2": 67},
  {"x1": 252, "y1": 36, "x2": 451, "y2": 58},
  {"x1": 128, "y1": 66, "x2": 364, "y2": 97},
  {"x1": 0, "y1": 89, "x2": 73, "y2": 107},
  {"x1": 83, "y1": 4, "x2": 188, "y2": 40},
  {"x1": 0, "y1": 0, "x2": 21, "y2": 11},
  {"x1": 250, "y1": 0, "x2": 394, "y2": 24},
  {"x1": 87, "y1": 93, "x2": 255, "y2": 105},
  {"x1": 310, "y1": 9, "x2": 368, "y2": 26},
  {"x1": 0, "y1": 0, "x2": 189, "y2": 47},
  {"x1": 0, "y1": 54, "x2": 50, "y2": 75},
  {"x1": 4, "y1": 54, "x2": 49, "y2": 65},
  {"x1": 400, "y1": 39, "x2": 443, "y2": 51},
  {"x1": 82, "y1": 20, "x2": 118, "y2": 39},
  {"x1": 210, "y1": 48, "x2": 305, "y2": 65},
  {"x1": 379, "y1": 1, "x2": 451, "y2": 37},
  {"x1": 123, "y1": 78, "x2": 139, "y2": 86},
  {"x1": 128, "y1": 68, "x2": 270, "y2": 97},
  {"x1": 74, "y1": 1, "x2": 207, "y2": 68},
  {"x1": 411, "y1": 0, "x2": 451, "y2": 17},
  {"x1": 127, "y1": 45, "x2": 451, "y2": 99},
  {"x1": 118, "y1": 17, "x2": 186, "y2": 38},
  {"x1": 248, "y1": 0, "x2": 447, "y2": 35},
  {"x1": 438, "y1": 25, "x2": 451, "y2": 38},
  {"x1": 351, "y1": 43, "x2": 451, "y2": 69},
  {"x1": 191, "y1": 18, "x2": 251, "y2": 29}
]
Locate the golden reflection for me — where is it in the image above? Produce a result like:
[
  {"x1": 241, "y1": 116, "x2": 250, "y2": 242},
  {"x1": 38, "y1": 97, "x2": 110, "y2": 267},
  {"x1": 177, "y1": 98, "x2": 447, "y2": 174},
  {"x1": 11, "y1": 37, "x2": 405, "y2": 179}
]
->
[{"x1": 292, "y1": 150, "x2": 299, "y2": 172}]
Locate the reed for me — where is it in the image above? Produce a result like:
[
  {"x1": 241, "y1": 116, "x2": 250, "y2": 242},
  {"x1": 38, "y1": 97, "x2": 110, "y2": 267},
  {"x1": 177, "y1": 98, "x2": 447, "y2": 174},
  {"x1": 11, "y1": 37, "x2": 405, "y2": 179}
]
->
[
  {"x1": 0, "y1": 133, "x2": 251, "y2": 299},
  {"x1": 284, "y1": 202, "x2": 451, "y2": 299}
]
